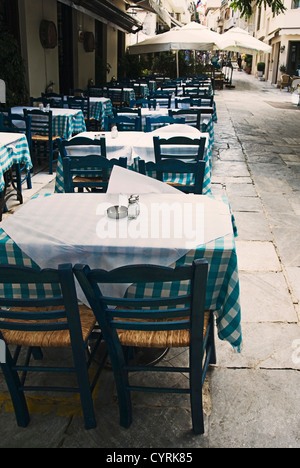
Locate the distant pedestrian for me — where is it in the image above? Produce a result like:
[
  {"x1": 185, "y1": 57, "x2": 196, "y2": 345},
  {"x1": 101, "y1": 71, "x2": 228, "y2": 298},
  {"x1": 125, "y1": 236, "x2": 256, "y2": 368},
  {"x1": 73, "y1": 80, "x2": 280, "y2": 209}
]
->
[{"x1": 237, "y1": 56, "x2": 242, "y2": 71}]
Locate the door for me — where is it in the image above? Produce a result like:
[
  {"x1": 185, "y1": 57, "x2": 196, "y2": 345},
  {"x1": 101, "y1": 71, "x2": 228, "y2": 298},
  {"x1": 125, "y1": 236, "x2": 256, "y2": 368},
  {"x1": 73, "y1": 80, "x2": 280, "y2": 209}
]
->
[{"x1": 57, "y1": 2, "x2": 73, "y2": 94}]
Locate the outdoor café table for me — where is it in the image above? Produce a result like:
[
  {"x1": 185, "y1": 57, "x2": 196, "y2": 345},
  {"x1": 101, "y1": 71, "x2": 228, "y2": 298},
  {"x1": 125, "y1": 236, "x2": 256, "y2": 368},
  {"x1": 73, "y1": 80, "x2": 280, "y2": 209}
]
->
[
  {"x1": 10, "y1": 107, "x2": 86, "y2": 140},
  {"x1": 174, "y1": 96, "x2": 217, "y2": 122},
  {"x1": 54, "y1": 124, "x2": 212, "y2": 194},
  {"x1": 133, "y1": 83, "x2": 150, "y2": 98},
  {"x1": 0, "y1": 132, "x2": 32, "y2": 219},
  {"x1": 0, "y1": 190, "x2": 242, "y2": 352}
]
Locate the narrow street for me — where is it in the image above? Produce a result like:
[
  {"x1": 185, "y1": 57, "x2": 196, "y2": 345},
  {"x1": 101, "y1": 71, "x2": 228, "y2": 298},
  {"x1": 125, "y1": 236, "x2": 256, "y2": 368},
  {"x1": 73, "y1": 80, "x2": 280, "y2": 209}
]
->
[{"x1": 0, "y1": 71, "x2": 299, "y2": 448}]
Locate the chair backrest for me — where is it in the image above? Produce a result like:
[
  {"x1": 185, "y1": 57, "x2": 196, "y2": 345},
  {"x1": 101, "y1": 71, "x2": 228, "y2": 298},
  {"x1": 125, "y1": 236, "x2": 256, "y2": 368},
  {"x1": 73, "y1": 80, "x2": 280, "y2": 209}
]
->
[
  {"x1": 168, "y1": 109, "x2": 202, "y2": 129},
  {"x1": 107, "y1": 88, "x2": 125, "y2": 109},
  {"x1": 66, "y1": 97, "x2": 86, "y2": 112},
  {"x1": 183, "y1": 87, "x2": 210, "y2": 98},
  {"x1": 74, "y1": 258, "x2": 208, "y2": 350},
  {"x1": 62, "y1": 154, "x2": 127, "y2": 193},
  {"x1": 130, "y1": 98, "x2": 151, "y2": 109},
  {"x1": 0, "y1": 112, "x2": 32, "y2": 143},
  {"x1": 42, "y1": 93, "x2": 64, "y2": 108},
  {"x1": 159, "y1": 84, "x2": 178, "y2": 95},
  {"x1": 138, "y1": 158, "x2": 205, "y2": 194},
  {"x1": 149, "y1": 92, "x2": 171, "y2": 108},
  {"x1": 175, "y1": 97, "x2": 192, "y2": 109},
  {"x1": 153, "y1": 135, "x2": 206, "y2": 162},
  {"x1": 114, "y1": 107, "x2": 141, "y2": 117},
  {"x1": 145, "y1": 116, "x2": 185, "y2": 132},
  {"x1": 0, "y1": 263, "x2": 83, "y2": 341},
  {"x1": 8, "y1": 113, "x2": 32, "y2": 141},
  {"x1": 69, "y1": 89, "x2": 87, "y2": 97},
  {"x1": 23, "y1": 109, "x2": 53, "y2": 139},
  {"x1": 88, "y1": 86, "x2": 107, "y2": 97},
  {"x1": 104, "y1": 115, "x2": 141, "y2": 131},
  {"x1": 58, "y1": 136, "x2": 106, "y2": 158}
]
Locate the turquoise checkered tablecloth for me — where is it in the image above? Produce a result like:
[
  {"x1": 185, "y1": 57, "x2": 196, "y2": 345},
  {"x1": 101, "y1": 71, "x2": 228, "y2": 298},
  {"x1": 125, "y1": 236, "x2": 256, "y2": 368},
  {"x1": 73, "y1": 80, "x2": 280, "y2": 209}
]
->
[
  {"x1": 11, "y1": 107, "x2": 86, "y2": 140},
  {"x1": 0, "y1": 193, "x2": 241, "y2": 351},
  {"x1": 89, "y1": 98, "x2": 114, "y2": 128},
  {"x1": 0, "y1": 133, "x2": 32, "y2": 192}
]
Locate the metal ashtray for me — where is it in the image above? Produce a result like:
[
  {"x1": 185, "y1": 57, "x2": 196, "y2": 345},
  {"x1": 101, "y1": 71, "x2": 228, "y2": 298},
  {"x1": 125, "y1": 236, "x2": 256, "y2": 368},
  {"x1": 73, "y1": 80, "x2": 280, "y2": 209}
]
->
[{"x1": 107, "y1": 205, "x2": 128, "y2": 219}]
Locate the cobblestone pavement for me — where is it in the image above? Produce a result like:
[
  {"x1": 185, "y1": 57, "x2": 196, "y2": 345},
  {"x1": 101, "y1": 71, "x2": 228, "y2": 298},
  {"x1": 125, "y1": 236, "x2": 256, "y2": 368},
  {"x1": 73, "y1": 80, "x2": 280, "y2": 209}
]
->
[{"x1": 0, "y1": 71, "x2": 300, "y2": 448}]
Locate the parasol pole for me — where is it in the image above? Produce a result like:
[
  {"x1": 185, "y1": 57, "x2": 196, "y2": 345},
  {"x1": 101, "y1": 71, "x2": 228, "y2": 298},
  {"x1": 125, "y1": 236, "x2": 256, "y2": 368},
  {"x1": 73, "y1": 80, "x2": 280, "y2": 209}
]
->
[{"x1": 175, "y1": 50, "x2": 179, "y2": 78}]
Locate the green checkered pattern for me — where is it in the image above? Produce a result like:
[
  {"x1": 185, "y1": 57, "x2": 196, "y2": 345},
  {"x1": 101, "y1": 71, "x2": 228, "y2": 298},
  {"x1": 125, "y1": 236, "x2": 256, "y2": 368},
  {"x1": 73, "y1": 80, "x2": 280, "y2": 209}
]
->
[
  {"x1": 90, "y1": 100, "x2": 114, "y2": 128},
  {"x1": 52, "y1": 111, "x2": 86, "y2": 139},
  {"x1": 125, "y1": 227, "x2": 241, "y2": 351}
]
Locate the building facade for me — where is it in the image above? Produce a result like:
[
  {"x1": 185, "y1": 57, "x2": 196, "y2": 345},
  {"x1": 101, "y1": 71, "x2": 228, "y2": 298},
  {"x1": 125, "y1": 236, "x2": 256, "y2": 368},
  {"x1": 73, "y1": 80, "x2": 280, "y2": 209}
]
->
[
  {"x1": 0, "y1": 0, "x2": 192, "y2": 100},
  {"x1": 205, "y1": 0, "x2": 300, "y2": 85}
]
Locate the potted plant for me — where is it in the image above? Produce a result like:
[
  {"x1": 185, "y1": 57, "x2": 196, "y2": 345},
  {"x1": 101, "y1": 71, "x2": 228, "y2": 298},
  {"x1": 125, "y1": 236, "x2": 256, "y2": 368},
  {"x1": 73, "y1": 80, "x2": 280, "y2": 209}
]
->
[
  {"x1": 244, "y1": 54, "x2": 252, "y2": 74},
  {"x1": 257, "y1": 62, "x2": 265, "y2": 77}
]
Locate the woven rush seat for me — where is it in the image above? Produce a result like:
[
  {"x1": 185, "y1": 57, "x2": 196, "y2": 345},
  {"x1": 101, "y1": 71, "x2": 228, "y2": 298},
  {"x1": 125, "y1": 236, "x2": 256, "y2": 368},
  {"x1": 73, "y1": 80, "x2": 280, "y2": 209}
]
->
[
  {"x1": 1, "y1": 304, "x2": 96, "y2": 348},
  {"x1": 117, "y1": 311, "x2": 210, "y2": 348},
  {"x1": 31, "y1": 134, "x2": 59, "y2": 141},
  {"x1": 73, "y1": 176, "x2": 104, "y2": 183}
]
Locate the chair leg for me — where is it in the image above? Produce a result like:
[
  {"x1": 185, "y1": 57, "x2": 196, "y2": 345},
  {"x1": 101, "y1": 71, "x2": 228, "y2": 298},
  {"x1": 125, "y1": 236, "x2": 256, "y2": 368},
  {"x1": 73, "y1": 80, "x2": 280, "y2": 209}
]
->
[
  {"x1": 190, "y1": 339, "x2": 205, "y2": 434},
  {"x1": 26, "y1": 170, "x2": 32, "y2": 190},
  {"x1": 208, "y1": 313, "x2": 216, "y2": 365},
  {"x1": 107, "y1": 341, "x2": 132, "y2": 428},
  {"x1": 189, "y1": 365, "x2": 205, "y2": 434},
  {"x1": 1, "y1": 352, "x2": 30, "y2": 427}
]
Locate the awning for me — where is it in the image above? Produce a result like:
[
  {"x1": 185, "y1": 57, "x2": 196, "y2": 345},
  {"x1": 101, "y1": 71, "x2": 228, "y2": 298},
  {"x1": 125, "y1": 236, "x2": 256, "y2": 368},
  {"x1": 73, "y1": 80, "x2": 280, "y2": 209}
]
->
[{"x1": 64, "y1": 0, "x2": 143, "y2": 34}]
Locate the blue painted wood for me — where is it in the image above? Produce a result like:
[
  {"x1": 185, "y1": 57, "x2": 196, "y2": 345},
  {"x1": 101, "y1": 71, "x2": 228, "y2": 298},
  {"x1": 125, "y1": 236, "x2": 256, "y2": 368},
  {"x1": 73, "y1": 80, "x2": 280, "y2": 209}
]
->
[
  {"x1": 145, "y1": 116, "x2": 185, "y2": 132},
  {"x1": 63, "y1": 153, "x2": 127, "y2": 193},
  {"x1": 168, "y1": 109, "x2": 202, "y2": 129},
  {"x1": 74, "y1": 259, "x2": 215, "y2": 434},
  {"x1": 0, "y1": 263, "x2": 104, "y2": 430},
  {"x1": 104, "y1": 115, "x2": 142, "y2": 132}
]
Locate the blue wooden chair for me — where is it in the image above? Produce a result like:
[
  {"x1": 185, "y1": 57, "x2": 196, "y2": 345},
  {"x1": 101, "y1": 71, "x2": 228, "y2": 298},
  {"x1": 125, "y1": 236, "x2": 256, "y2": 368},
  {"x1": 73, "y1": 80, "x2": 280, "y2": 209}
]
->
[
  {"x1": 168, "y1": 109, "x2": 202, "y2": 129},
  {"x1": 130, "y1": 97, "x2": 158, "y2": 110},
  {"x1": 145, "y1": 116, "x2": 185, "y2": 132},
  {"x1": 58, "y1": 136, "x2": 106, "y2": 159},
  {"x1": 41, "y1": 92, "x2": 65, "y2": 108},
  {"x1": 0, "y1": 263, "x2": 104, "y2": 429},
  {"x1": 62, "y1": 153, "x2": 127, "y2": 193},
  {"x1": 66, "y1": 96, "x2": 91, "y2": 130},
  {"x1": 23, "y1": 109, "x2": 59, "y2": 174},
  {"x1": 138, "y1": 158, "x2": 205, "y2": 194},
  {"x1": 74, "y1": 259, "x2": 215, "y2": 434},
  {"x1": 107, "y1": 88, "x2": 125, "y2": 109},
  {"x1": 104, "y1": 115, "x2": 141, "y2": 132},
  {"x1": 191, "y1": 96, "x2": 214, "y2": 107},
  {"x1": 175, "y1": 97, "x2": 193, "y2": 109},
  {"x1": 113, "y1": 107, "x2": 141, "y2": 118},
  {"x1": 0, "y1": 112, "x2": 32, "y2": 194},
  {"x1": 153, "y1": 135, "x2": 206, "y2": 162}
]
